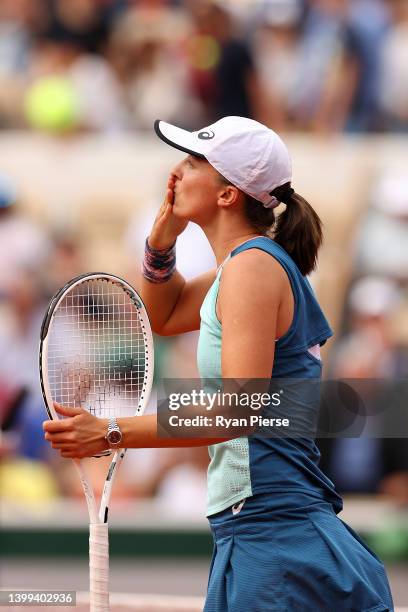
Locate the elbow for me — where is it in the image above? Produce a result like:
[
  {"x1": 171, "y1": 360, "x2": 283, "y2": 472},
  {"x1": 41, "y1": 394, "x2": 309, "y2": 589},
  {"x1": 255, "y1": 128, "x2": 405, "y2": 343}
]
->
[
  {"x1": 150, "y1": 322, "x2": 175, "y2": 337},
  {"x1": 157, "y1": 327, "x2": 177, "y2": 337},
  {"x1": 150, "y1": 323, "x2": 165, "y2": 336}
]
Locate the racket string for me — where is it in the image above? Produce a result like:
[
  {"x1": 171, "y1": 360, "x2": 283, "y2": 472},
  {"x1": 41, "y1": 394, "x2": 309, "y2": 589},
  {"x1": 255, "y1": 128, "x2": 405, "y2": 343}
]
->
[{"x1": 47, "y1": 279, "x2": 150, "y2": 418}]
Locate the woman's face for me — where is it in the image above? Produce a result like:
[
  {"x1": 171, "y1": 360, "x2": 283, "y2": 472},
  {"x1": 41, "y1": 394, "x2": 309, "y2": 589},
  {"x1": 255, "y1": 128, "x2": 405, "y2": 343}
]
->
[{"x1": 170, "y1": 155, "x2": 225, "y2": 223}]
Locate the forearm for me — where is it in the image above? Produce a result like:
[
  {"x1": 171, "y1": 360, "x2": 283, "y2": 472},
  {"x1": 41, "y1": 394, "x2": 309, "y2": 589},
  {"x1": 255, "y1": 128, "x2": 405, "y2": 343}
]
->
[
  {"x1": 140, "y1": 269, "x2": 185, "y2": 333},
  {"x1": 44, "y1": 405, "x2": 228, "y2": 459},
  {"x1": 118, "y1": 414, "x2": 229, "y2": 448}
]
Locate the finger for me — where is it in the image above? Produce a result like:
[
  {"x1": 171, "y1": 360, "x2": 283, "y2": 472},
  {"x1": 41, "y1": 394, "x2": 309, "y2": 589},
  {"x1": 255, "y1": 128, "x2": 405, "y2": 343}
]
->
[
  {"x1": 165, "y1": 191, "x2": 174, "y2": 208},
  {"x1": 160, "y1": 200, "x2": 173, "y2": 220},
  {"x1": 45, "y1": 431, "x2": 74, "y2": 443},
  {"x1": 167, "y1": 188, "x2": 174, "y2": 206},
  {"x1": 43, "y1": 418, "x2": 74, "y2": 433},
  {"x1": 168, "y1": 180, "x2": 176, "y2": 196},
  {"x1": 61, "y1": 451, "x2": 77, "y2": 458},
  {"x1": 54, "y1": 402, "x2": 83, "y2": 417},
  {"x1": 61, "y1": 449, "x2": 87, "y2": 459},
  {"x1": 159, "y1": 196, "x2": 168, "y2": 212},
  {"x1": 161, "y1": 186, "x2": 173, "y2": 207},
  {"x1": 52, "y1": 442, "x2": 74, "y2": 450}
]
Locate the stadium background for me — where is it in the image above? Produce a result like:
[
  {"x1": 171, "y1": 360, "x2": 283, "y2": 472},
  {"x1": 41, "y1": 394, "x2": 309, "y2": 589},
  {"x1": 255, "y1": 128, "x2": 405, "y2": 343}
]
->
[{"x1": 0, "y1": 0, "x2": 407, "y2": 608}]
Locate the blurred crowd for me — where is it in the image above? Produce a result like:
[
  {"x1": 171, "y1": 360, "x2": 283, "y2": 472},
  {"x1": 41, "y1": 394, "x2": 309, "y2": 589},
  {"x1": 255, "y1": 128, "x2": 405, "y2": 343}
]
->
[
  {"x1": 0, "y1": 0, "x2": 407, "y2": 134},
  {"x1": 0, "y1": 0, "x2": 407, "y2": 518},
  {"x1": 319, "y1": 170, "x2": 408, "y2": 507}
]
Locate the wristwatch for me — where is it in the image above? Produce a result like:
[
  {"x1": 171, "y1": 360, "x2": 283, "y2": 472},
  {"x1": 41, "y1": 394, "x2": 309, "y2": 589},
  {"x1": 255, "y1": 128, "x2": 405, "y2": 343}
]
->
[{"x1": 105, "y1": 417, "x2": 123, "y2": 448}]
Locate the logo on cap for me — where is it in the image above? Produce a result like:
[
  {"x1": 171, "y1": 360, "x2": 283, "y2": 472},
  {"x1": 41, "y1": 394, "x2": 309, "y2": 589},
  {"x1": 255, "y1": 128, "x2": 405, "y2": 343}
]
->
[{"x1": 198, "y1": 130, "x2": 215, "y2": 140}]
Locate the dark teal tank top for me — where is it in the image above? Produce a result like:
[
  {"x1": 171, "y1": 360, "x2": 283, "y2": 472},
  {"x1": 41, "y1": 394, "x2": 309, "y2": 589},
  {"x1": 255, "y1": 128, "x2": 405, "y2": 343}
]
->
[{"x1": 197, "y1": 236, "x2": 343, "y2": 516}]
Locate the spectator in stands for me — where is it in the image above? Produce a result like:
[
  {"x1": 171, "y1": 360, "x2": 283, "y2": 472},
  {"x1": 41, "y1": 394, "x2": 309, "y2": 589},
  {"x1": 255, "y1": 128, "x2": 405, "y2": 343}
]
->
[
  {"x1": 41, "y1": 233, "x2": 85, "y2": 300},
  {"x1": 342, "y1": 0, "x2": 389, "y2": 132},
  {"x1": 107, "y1": 0, "x2": 201, "y2": 129},
  {"x1": 355, "y1": 170, "x2": 408, "y2": 279},
  {"x1": 185, "y1": 1, "x2": 263, "y2": 123},
  {"x1": 0, "y1": 174, "x2": 50, "y2": 295},
  {"x1": 44, "y1": 0, "x2": 111, "y2": 54},
  {"x1": 0, "y1": 0, "x2": 47, "y2": 127},
  {"x1": 252, "y1": 0, "x2": 304, "y2": 130},
  {"x1": 253, "y1": 0, "x2": 368, "y2": 133},
  {"x1": 378, "y1": 0, "x2": 408, "y2": 130},
  {"x1": 0, "y1": 175, "x2": 51, "y2": 459},
  {"x1": 292, "y1": 0, "x2": 352, "y2": 132},
  {"x1": 1, "y1": 0, "x2": 408, "y2": 135},
  {"x1": 25, "y1": 35, "x2": 127, "y2": 133},
  {"x1": 319, "y1": 276, "x2": 408, "y2": 506},
  {"x1": 0, "y1": 269, "x2": 50, "y2": 461}
]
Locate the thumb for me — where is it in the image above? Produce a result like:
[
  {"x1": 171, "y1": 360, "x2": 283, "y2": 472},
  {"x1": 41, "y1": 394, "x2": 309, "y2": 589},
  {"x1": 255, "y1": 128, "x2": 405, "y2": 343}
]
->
[{"x1": 54, "y1": 402, "x2": 84, "y2": 417}]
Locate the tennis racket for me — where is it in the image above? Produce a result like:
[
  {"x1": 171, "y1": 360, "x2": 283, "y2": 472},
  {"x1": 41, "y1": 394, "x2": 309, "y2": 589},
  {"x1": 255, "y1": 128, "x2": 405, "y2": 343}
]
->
[{"x1": 39, "y1": 273, "x2": 154, "y2": 612}]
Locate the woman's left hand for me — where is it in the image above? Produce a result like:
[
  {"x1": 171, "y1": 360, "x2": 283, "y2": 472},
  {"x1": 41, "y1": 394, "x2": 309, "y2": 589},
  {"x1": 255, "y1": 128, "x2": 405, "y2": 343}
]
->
[{"x1": 43, "y1": 403, "x2": 109, "y2": 459}]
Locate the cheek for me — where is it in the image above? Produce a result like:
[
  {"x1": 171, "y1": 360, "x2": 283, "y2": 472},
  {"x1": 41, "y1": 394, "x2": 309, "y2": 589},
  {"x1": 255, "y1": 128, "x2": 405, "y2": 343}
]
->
[
  {"x1": 177, "y1": 173, "x2": 218, "y2": 217},
  {"x1": 183, "y1": 174, "x2": 201, "y2": 195},
  {"x1": 178, "y1": 177, "x2": 202, "y2": 206}
]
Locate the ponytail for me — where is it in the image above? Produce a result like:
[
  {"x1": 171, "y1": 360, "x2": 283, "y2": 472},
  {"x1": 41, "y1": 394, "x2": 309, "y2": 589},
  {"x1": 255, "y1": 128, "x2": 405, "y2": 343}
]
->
[
  {"x1": 271, "y1": 183, "x2": 323, "y2": 276},
  {"x1": 217, "y1": 172, "x2": 323, "y2": 276}
]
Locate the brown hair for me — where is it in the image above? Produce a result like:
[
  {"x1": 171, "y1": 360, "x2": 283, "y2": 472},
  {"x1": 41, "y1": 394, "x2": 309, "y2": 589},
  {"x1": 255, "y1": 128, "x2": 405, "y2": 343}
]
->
[
  {"x1": 219, "y1": 173, "x2": 322, "y2": 276},
  {"x1": 218, "y1": 173, "x2": 323, "y2": 276},
  {"x1": 245, "y1": 183, "x2": 323, "y2": 276}
]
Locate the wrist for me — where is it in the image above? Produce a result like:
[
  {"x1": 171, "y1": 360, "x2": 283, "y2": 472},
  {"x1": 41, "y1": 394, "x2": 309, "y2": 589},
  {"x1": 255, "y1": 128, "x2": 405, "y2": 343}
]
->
[
  {"x1": 147, "y1": 235, "x2": 176, "y2": 251},
  {"x1": 142, "y1": 237, "x2": 176, "y2": 284},
  {"x1": 105, "y1": 416, "x2": 123, "y2": 448},
  {"x1": 93, "y1": 419, "x2": 111, "y2": 457}
]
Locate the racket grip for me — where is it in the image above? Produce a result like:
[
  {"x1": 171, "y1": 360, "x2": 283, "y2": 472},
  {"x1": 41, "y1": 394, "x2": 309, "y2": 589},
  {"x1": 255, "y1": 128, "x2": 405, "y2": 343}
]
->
[{"x1": 89, "y1": 522, "x2": 110, "y2": 612}]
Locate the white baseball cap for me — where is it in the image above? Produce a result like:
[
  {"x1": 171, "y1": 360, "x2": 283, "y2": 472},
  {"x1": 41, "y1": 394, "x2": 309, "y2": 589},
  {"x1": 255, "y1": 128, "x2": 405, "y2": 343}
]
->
[{"x1": 154, "y1": 116, "x2": 292, "y2": 208}]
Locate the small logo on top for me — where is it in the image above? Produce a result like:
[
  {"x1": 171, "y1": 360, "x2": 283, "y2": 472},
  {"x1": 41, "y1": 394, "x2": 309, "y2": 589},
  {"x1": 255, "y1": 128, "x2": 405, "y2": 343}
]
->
[{"x1": 198, "y1": 130, "x2": 215, "y2": 140}]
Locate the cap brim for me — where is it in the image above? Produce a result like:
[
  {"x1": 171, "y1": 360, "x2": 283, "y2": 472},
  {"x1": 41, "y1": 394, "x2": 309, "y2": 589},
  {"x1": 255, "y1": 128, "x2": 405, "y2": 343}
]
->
[{"x1": 154, "y1": 120, "x2": 206, "y2": 159}]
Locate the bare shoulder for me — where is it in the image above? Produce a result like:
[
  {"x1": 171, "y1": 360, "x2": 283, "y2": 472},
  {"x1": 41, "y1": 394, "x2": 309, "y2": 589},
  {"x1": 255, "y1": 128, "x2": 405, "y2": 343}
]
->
[
  {"x1": 217, "y1": 248, "x2": 285, "y2": 360},
  {"x1": 221, "y1": 248, "x2": 288, "y2": 295}
]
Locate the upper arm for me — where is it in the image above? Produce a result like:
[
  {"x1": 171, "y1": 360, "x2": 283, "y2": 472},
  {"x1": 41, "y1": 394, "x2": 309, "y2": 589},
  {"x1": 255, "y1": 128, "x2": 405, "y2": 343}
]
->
[
  {"x1": 160, "y1": 268, "x2": 217, "y2": 336},
  {"x1": 219, "y1": 250, "x2": 286, "y2": 379}
]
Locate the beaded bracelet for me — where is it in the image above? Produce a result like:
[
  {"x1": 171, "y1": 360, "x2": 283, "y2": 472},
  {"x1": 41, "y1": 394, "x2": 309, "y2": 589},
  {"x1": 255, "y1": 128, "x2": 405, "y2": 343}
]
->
[{"x1": 142, "y1": 238, "x2": 176, "y2": 283}]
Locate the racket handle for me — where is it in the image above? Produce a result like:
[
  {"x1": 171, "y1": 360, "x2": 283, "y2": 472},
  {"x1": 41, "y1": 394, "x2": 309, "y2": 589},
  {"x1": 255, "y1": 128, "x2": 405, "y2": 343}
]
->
[{"x1": 89, "y1": 522, "x2": 110, "y2": 612}]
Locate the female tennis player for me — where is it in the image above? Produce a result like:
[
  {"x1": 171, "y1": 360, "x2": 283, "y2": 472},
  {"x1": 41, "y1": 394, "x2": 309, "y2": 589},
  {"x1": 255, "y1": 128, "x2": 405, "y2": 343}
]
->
[{"x1": 44, "y1": 116, "x2": 393, "y2": 611}]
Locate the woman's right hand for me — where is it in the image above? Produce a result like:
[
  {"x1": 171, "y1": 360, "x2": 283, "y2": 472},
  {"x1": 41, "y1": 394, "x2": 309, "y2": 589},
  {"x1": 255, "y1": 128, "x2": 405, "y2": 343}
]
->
[{"x1": 148, "y1": 175, "x2": 188, "y2": 250}]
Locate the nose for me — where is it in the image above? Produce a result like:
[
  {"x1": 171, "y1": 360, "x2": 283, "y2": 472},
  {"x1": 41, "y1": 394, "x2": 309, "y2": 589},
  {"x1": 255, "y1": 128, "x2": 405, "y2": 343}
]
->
[{"x1": 171, "y1": 160, "x2": 183, "y2": 180}]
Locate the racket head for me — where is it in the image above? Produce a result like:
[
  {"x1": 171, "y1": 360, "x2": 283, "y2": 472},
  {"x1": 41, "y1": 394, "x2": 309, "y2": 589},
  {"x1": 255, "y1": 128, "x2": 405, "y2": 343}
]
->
[{"x1": 39, "y1": 272, "x2": 154, "y2": 424}]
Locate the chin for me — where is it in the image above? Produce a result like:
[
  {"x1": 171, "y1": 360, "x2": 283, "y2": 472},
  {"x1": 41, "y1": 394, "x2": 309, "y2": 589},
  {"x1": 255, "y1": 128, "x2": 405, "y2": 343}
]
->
[
  {"x1": 172, "y1": 206, "x2": 187, "y2": 219},
  {"x1": 173, "y1": 204, "x2": 191, "y2": 220},
  {"x1": 173, "y1": 199, "x2": 203, "y2": 223}
]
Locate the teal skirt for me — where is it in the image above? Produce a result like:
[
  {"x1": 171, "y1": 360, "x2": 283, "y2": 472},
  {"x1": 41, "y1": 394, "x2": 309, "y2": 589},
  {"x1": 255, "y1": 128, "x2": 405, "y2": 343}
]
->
[{"x1": 204, "y1": 493, "x2": 393, "y2": 612}]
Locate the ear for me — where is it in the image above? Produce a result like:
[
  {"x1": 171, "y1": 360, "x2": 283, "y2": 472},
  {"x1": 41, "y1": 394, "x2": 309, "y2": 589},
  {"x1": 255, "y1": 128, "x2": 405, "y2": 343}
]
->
[{"x1": 217, "y1": 184, "x2": 240, "y2": 209}]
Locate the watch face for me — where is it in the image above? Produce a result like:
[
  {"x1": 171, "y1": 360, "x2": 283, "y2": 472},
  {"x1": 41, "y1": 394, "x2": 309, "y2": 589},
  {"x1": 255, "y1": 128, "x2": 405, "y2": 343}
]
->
[{"x1": 108, "y1": 430, "x2": 122, "y2": 445}]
